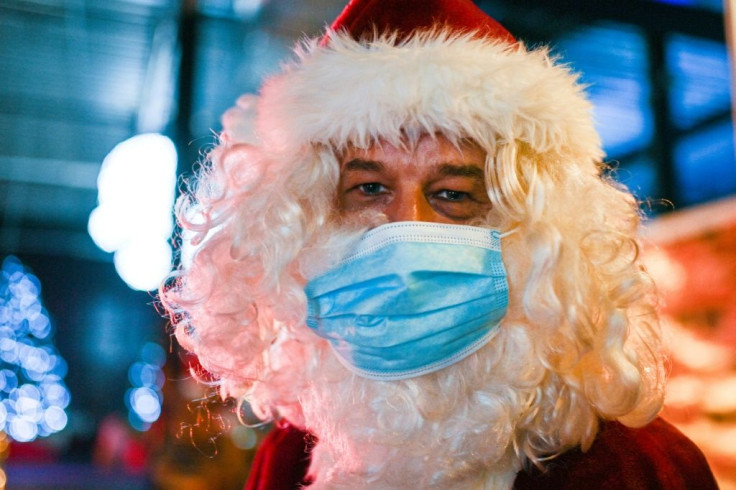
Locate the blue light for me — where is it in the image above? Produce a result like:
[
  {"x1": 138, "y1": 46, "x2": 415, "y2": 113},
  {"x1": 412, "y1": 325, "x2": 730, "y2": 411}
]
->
[
  {"x1": 9, "y1": 417, "x2": 37, "y2": 443},
  {"x1": 675, "y1": 121, "x2": 736, "y2": 205},
  {"x1": 125, "y1": 342, "x2": 165, "y2": 432},
  {"x1": 0, "y1": 256, "x2": 72, "y2": 442},
  {"x1": 129, "y1": 387, "x2": 162, "y2": 423},
  {"x1": 649, "y1": 0, "x2": 723, "y2": 11},
  {"x1": 0, "y1": 370, "x2": 18, "y2": 393},
  {"x1": 556, "y1": 22, "x2": 654, "y2": 157},
  {"x1": 43, "y1": 405, "x2": 68, "y2": 432},
  {"x1": 652, "y1": 0, "x2": 695, "y2": 6},
  {"x1": 668, "y1": 34, "x2": 731, "y2": 130},
  {"x1": 140, "y1": 341, "x2": 166, "y2": 368},
  {"x1": 611, "y1": 156, "x2": 660, "y2": 203}
]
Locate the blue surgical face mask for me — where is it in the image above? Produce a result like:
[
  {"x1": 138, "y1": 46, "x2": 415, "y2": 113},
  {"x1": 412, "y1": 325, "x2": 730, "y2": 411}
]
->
[{"x1": 304, "y1": 221, "x2": 509, "y2": 381}]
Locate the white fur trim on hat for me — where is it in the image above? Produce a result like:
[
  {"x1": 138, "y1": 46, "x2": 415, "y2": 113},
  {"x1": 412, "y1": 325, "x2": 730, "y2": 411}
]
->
[{"x1": 243, "y1": 30, "x2": 603, "y2": 163}]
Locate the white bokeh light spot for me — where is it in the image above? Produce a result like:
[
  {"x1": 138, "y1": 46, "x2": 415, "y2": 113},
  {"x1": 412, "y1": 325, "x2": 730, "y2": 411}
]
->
[
  {"x1": 88, "y1": 133, "x2": 178, "y2": 291},
  {"x1": 129, "y1": 386, "x2": 161, "y2": 423},
  {"x1": 114, "y1": 238, "x2": 174, "y2": 292},
  {"x1": 44, "y1": 406, "x2": 68, "y2": 432}
]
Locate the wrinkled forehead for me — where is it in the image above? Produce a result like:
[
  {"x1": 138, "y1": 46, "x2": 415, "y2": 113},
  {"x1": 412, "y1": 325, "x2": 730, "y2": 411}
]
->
[{"x1": 332, "y1": 131, "x2": 486, "y2": 161}]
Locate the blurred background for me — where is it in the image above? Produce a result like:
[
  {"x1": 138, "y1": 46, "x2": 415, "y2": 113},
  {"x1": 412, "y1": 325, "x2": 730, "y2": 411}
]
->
[{"x1": 0, "y1": 0, "x2": 733, "y2": 488}]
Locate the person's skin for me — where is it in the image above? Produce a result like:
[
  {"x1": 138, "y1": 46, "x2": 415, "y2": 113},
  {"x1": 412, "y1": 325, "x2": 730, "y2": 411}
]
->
[{"x1": 338, "y1": 134, "x2": 494, "y2": 224}]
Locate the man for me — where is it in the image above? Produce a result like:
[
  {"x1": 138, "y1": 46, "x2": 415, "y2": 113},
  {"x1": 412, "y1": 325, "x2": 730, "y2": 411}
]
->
[{"x1": 162, "y1": 0, "x2": 718, "y2": 488}]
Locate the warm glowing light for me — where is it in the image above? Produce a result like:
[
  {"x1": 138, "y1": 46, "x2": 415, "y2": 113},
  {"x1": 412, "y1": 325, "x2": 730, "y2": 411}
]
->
[
  {"x1": 641, "y1": 248, "x2": 687, "y2": 295},
  {"x1": 665, "y1": 375, "x2": 705, "y2": 407},
  {"x1": 702, "y1": 376, "x2": 736, "y2": 415},
  {"x1": 664, "y1": 320, "x2": 732, "y2": 372},
  {"x1": 88, "y1": 133, "x2": 177, "y2": 291}
]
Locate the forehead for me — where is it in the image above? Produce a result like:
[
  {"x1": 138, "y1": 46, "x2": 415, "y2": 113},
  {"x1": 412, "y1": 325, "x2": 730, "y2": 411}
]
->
[{"x1": 338, "y1": 134, "x2": 485, "y2": 166}]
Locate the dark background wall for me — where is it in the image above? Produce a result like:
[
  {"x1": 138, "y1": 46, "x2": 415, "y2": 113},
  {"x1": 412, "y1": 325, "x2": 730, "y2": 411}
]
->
[{"x1": 0, "y1": 0, "x2": 733, "y2": 487}]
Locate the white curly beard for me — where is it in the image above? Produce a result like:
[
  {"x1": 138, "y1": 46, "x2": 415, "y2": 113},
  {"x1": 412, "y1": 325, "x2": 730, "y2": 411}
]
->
[{"x1": 277, "y1": 323, "x2": 541, "y2": 489}]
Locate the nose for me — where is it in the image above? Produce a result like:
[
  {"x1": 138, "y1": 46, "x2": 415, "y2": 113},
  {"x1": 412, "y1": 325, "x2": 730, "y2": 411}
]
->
[{"x1": 385, "y1": 187, "x2": 437, "y2": 222}]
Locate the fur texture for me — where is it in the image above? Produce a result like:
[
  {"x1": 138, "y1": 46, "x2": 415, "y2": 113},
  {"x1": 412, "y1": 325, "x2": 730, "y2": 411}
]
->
[{"x1": 161, "y1": 30, "x2": 665, "y2": 488}]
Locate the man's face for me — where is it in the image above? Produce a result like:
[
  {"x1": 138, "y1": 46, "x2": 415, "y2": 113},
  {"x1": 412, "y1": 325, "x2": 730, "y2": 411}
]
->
[
  {"x1": 338, "y1": 134, "x2": 494, "y2": 224},
  {"x1": 285, "y1": 136, "x2": 530, "y2": 486}
]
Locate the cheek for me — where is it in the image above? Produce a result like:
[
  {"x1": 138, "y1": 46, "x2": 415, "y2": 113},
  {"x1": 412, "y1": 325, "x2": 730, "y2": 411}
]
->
[
  {"x1": 482, "y1": 208, "x2": 506, "y2": 230},
  {"x1": 336, "y1": 187, "x2": 350, "y2": 212},
  {"x1": 337, "y1": 204, "x2": 391, "y2": 229},
  {"x1": 338, "y1": 192, "x2": 390, "y2": 217},
  {"x1": 500, "y1": 239, "x2": 531, "y2": 319}
]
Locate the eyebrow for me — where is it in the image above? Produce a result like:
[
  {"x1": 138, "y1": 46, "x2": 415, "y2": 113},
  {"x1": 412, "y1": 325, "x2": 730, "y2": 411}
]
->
[
  {"x1": 343, "y1": 159, "x2": 385, "y2": 172},
  {"x1": 343, "y1": 160, "x2": 484, "y2": 179},
  {"x1": 436, "y1": 163, "x2": 485, "y2": 180}
]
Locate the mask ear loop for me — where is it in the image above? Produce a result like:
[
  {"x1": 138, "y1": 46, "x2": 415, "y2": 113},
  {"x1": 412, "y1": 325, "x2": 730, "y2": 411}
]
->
[{"x1": 499, "y1": 227, "x2": 518, "y2": 239}]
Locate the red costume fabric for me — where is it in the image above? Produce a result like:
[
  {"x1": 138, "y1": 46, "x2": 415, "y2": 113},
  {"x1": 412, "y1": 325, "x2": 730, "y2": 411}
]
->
[
  {"x1": 245, "y1": 417, "x2": 718, "y2": 489},
  {"x1": 328, "y1": 0, "x2": 515, "y2": 44}
]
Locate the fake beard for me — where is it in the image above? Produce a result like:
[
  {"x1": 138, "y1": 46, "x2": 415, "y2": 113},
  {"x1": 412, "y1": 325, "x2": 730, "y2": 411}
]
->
[{"x1": 284, "y1": 322, "x2": 542, "y2": 489}]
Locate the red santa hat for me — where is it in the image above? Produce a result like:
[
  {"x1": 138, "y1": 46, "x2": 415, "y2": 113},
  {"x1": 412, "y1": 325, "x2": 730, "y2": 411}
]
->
[
  {"x1": 327, "y1": 0, "x2": 515, "y2": 44},
  {"x1": 235, "y1": 0, "x2": 603, "y2": 166}
]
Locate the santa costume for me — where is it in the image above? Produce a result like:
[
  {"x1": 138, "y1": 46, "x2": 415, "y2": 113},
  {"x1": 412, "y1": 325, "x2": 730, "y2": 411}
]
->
[{"x1": 162, "y1": 0, "x2": 719, "y2": 488}]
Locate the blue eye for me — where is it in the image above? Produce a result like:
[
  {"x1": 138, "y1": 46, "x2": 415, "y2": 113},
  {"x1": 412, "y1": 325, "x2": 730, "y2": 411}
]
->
[
  {"x1": 359, "y1": 183, "x2": 385, "y2": 194},
  {"x1": 436, "y1": 190, "x2": 468, "y2": 201}
]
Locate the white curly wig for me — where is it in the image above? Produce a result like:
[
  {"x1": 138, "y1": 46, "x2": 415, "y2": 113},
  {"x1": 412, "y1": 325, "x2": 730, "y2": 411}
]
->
[{"x1": 161, "y1": 11, "x2": 665, "y2": 488}]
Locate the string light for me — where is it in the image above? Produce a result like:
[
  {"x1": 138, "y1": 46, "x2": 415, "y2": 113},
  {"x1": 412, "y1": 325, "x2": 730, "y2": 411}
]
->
[
  {"x1": 125, "y1": 342, "x2": 165, "y2": 431},
  {"x1": 0, "y1": 257, "x2": 71, "y2": 442}
]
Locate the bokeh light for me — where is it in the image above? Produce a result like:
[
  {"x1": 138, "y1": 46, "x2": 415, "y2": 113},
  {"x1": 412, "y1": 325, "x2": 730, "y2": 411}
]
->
[
  {"x1": 88, "y1": 133, "x2": 178, "y2": 291},
  {"x1": 126, "y1": 342, "x2": 165, "y2": 432},
  {"x1": 230, "y1": 425, "x2": 258, "y2": 450},
  {"x1": 0, "y1": 256, "x2": 71, "y2": 442}
]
